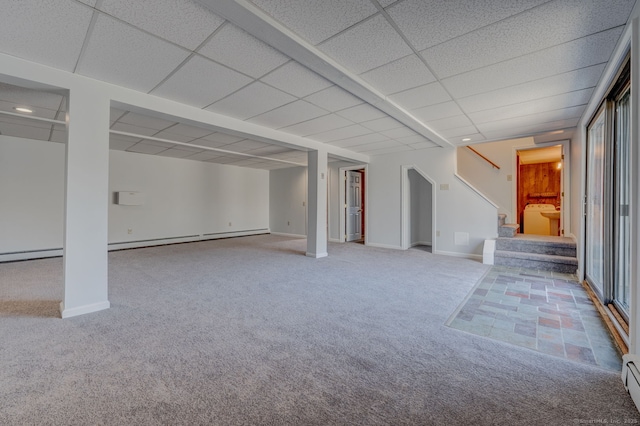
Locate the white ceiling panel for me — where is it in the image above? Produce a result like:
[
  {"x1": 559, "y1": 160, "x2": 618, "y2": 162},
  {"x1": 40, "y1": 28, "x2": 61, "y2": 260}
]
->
[
  {"x1": 381, "y1": 127, "x2": 417, "y2": 139},
  {"x1": 412, "y1": 101, "x2": 464, "y2": 122},
  {"x1": 439, "y1": 125, "x2": 481, "y2": 138},
  {"x1": 387, "y1": 0, "x2": 548, "y2": 51},
  {"x1": 0, "y1": 0, "x2": 93, "y2": 72},
  {"x1": 388, "y1": 82, "x2": 451, "y2": 110},
  {"x1": 250, "y1": 0, "x2": 378, "y2": 45},
  {"x1": 361, "y1": 116, "x2": 403, "y2": 132},
  {"x1": 184, "y1": 151, "x2": 226, "y2": 161},
  {"x1": 475, "y1": 106, "x2": 585, "y2": 133},
  {"x1": 328, "y1": 133, "x2": 390, "y2": 148},
  {"x1": 396, "y1": 135, "x2": 432, "y2": 145},
  {"x1": 421, "y1": 0, "x2": 635, "y2": 78},
  {"x1": 78, "y1": 0, "x2": 97, "y2": 5},
  {"x1": 457, "y1": 64, "x2": 606, "y2": 113},
  {"x1": 157, "y1": 148, "x2": 203, "y2": 158},
  {"x1": 0, "y1": 115, "x2": 53, "y2": 130},
  {"x1": 196, "y1": 132, "x2": 245, "y2": 147},
  {"x1": 116, "y1": 112, "x2": 176, "y2": 131},
  {"x1": 110, "y1": 122, "x2": 160, "y2": 137},
  {"x1": 280, "y1": 114, "x2": 353, "y2": 137},
  {"x1": 246, "y1": 145, "x2": 292, "y2": 156},
  {"x1": 127, "y1": 143, "x2": 171, "y2": 155},
  {"x1": 0, "y1": 83, "x2": 66, "y2": 111},
  {"x1": 261, "y1": 61, "x2": 333, "y2": 97},
  {"x1": 319, "y1": 14, "x2": 413, "y2": 74},
  {"x1": 199, "y1": 23, "x2": 289, "y2": 78},
  {"x1": 151, "y1": 130, "x2": 196, "y2": 143},
  {"x1": 110, "y1": 108, "x2": 127, "y2": 124},
  {"x1": 224, "y1": 139, "x2": 271, "y2": 152},
  {"x1": 350, "y1": 139, "x2": 403, "y2": 151},
  {"x1": 360, "y1": 54, "x2": 436, "y2": 95},
  {"x1": 77, "y1": 14, "x2": 190, "y2": 93},
  {"x1": 336, "y1": 103, "x2": 386, "y2": 122},
  {"x1": 303, "y1": 86, "x2": 363, "y2": 111},
  {"x1": 468, "y1": 89, "x2": 593, "y2": 124},
  {"x1": 248, "y1": 100, "x2": 328, "y2": 128},
  {"x1": 451, "y1": 134, "x2": 486, "y2": 145},
  {"x1": 359, "y1": 145, "x2": 413, "y2": 156},
  {"x1": 0, "y1": 121, "x2": 51, "y2": 140},
  {"x1": 206, "y1": 81, "x2": 296, "y2": 120},
  {"x1": 0, "y1": 101, "x2": 58, "y2": 120},
  {"x1": 311, "y1": 124, "x2": 373, "y2": 143},
  {"x1": 109, "y1": 134, "x2": 141, "y2": 150},
  {"x1": 409, "y1": 141, "x2": 438, "y2": 150},
  {"x1": 151, "y1": 55, "x2": 252, "y2": 108},
  {"x1": 98, "y1": 0, "x2": 225, "y2": 50},
  {"x1": 424, "y1": 115, "x2": 474, "y2": 132},
  {"x1": 442, "y1": 28, "x2": 623, "y2": 98},
  {"x1": 481, "y1": 118, "x2": 581, "y2": 141},
  {"x1": 50, "y1": 129, "x2": 67, "y2": 144},
  {"x1": 161, "y1": 123, "x2": 215, "y2": 140}
]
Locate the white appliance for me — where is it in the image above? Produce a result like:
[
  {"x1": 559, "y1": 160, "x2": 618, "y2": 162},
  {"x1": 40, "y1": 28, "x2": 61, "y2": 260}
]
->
[
  {"x1": 523, "y1": 204, "x2": 556, "y2": 235},
  {"x1": 622, "y1": 354, "x2": 640, "y2": 412}
]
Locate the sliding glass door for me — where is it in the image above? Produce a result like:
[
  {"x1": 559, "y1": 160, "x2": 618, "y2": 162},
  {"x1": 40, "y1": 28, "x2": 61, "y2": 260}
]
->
[{"x1": 584, "y1": 58, "x2": 631, "y2": 325}]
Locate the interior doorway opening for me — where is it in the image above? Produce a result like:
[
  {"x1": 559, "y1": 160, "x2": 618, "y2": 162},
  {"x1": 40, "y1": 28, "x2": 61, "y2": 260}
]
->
[
  {"x1": 515, "y1": 144, "x2": 564, "y2": 236},
  {"x1": 401, "y1": 166, "x2": 436, "y2": 252},
  {"x1": 339, "y1": 165, "x2": 367, "y2": 244}
]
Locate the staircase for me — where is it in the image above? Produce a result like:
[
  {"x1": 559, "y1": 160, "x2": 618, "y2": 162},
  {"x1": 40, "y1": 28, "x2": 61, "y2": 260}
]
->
[{"x1": 491, "y1": 213, "x2": 578, "y2": 274}]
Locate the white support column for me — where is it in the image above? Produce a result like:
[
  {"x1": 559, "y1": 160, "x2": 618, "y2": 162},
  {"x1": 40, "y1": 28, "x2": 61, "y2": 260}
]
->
[
  {"x1": 306, "y1": 148, "x2": 328, "y2": 258},
  {"x1": 60, "y1": 83, "x2": 110, "y2": 318}
]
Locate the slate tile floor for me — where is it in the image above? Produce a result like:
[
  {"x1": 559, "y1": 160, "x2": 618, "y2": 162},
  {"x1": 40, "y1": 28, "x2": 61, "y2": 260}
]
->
[{"x1": 448, "y1": 265, "x2": 622, "y2": 371}]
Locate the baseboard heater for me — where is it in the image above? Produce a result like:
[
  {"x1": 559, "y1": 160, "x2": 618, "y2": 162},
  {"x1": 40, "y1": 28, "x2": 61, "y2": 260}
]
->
[{"x1": 622, "y1": 354, "x2": 640, "y2": 412}]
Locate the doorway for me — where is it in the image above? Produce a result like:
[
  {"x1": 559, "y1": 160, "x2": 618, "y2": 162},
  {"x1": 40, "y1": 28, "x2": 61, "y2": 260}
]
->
[
  {"x1": 401, "y1": 166, "x2": 436, "y2": 251},
  {"x1": 515, "y1": 144, "x2": 564, "y2": 236},
  {"x1": 339, "y1": 165, "x2": 367, "y2": 244}
]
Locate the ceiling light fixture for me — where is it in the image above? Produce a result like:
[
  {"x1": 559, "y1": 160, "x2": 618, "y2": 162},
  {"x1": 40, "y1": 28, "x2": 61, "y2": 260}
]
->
[
  {"x1": 462, "y1": 138, "x2": 471, "y2": 142},
  {"x1": 13, "y1": 107, "x2": 33, "y2": 113}
]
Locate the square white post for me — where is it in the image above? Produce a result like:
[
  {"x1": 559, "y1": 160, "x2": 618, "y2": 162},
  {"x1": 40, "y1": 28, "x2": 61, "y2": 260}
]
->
[
  {"x1": 306, "y1": 148, "x2": 328, "y2": 258},
  {"x1": 60, "y1": 84, "x2": 110, "y2": 318}
]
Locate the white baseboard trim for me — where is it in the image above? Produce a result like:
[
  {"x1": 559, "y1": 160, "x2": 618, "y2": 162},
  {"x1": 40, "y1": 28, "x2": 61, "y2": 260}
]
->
[
  {"x1": 434, "y1": 249, "x2": 483, "y2": 261},
  {"x1": 366, "y1": 242, "x2": 404, "y2": 250},
  {"x1": 270, "y1": 232, "x2": 306, "y2": 239},
  {"x1": 60, "y1": 300, "x2": 110, "y2": 319},
  {"x1": 328, "y1": 238, "x2": 342, "y2": 243},
  {"x1": 0, "y1": 248, "x2": 63, "y2": 263},
  {"x1": 306, "y1": 252, "x2": 328, "y2": 258}
]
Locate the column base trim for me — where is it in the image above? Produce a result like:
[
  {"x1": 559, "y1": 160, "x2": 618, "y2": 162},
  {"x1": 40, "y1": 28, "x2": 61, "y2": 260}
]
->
[
  {"x1": 305, "y1": 252, "x2": 328, "y2": 258},
  {"x1": 60, "y1": 300, "x2": 110, "y2": 319}
]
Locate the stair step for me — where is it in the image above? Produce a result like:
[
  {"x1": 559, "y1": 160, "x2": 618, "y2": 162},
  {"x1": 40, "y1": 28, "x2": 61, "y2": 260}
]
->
[
  {"x1": 496, "y1": 235, "x2": 576, "y2": 257},
  {"x1": 495, "y1": 250, "x2": 577, "y2": 274},
  {"x1": 498, "y1": 224, "x2": 519, "y2": 238},
  {"x1": 498, "y1": 213, "x2": 507, "y2": 227}
]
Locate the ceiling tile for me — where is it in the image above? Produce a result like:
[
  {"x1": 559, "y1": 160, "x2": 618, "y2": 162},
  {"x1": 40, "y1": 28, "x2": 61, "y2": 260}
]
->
[
  {"x1": 389, "y1": 82, "x2": 451, "y2": 110},
  {"x1": 161, "y1": 123, "x2": 214, "y2": 139},
  {"x1": 280, "y1": 114, "x2": 353, "y2": 136},
  {"x1": 361, "y1": 116, "x2": 403, "y2": 132},
  {"x1": 109, "y1": 134, "x2": 141, "y2": 150},
  {"x1": 77, "y1": 14, "x2": 190, "y2": 92},
  {"x1": 409, "y1": 141, "x2": 438, "y2": 150},
  {"x1": 303, "y1": 86, "x2": 363, "y2": 111},
  {"x1": 0, "y1": 121, "x2": 51, "y2": 140},
  {"x1": 151, "y1": 55, "x2": 252, "y2": 108},
  {"x1": 428, "y1": 115, "x2": 474, "y2": 132},
  {"x1": 439, "y1": 125, "x2": 479, "y2": 138},
  {"x1": 0, "y1": 100, "x2": 58, "y2": 120},
  {"x1": 250, "y1": 0, "x2": 378, "y2": 45},
  {"x1": 127, "y1": 142, "x2": 171, "y2": 155},
  {"x1": 441, "y1": 28, "x2": 623, "y2": 98},
  {"x1": 246, "y1": 145, "x2": 291, "y2": 156},
  {"x1": 421, "y1": 0, "x2": 635, "y2": 78},
  {"x1": 152, "y1": 129, "x2": 196, "y2": 143},
  {"x1": 350, "y1": 139, "x2": 402, "y2": 151},
  {"x1": 468, "y1": 88, "x2": 593, "y2": 124},
  {"x1": 396, "y1": 134, "x2": 432, "y2": 144},
  {"x1": 475, "y1": 106, "x2": 585, "y2": 133},
  {"x1": 319, "y1": 14, "x2": 412, "y2": 74},
  {"x1": 481, "y1": 117, "x2": 580, "y2": 140},
  {"x1": 157, "y1": 148, "x2": 202, "y2": 158},
  {"x1": 206, "y1": 81, "x2": 296, "y2": 120},
  {"x1": 360, "y1": 54, "x2": 436, "y2": 95},
  {"x1": 199, "y1": 23, "x2": 289, "y2": 78},
  {"x1": 311, "y1": 124, "x2": 373, "y2": 143},
  {"x1": 99, "y1": 0, "x2": 225, "y2": 50},
  {"x1": 358, "y1": 145, "x2": 413, "y2": 155},
  {"x1": 111, "y1": 122, "x2": 160, "y2": 137},
  {"x1": 248, "y1": 100, "x2": 328, "y2": 128},
  {"x1": 336, "y1": 103, "x2": 386, "y2": 122},
  {"x1": 0, "y1": 114, "x2": 52, "y2": 130},
  {"x1": 328, "y1": 133, "x2": 390, "y2": 148},
  {"x1": 0, "y1": 83, "x2": 66, "y2": 111},
  {"x1": 451, "y1": 134, "x2": 486, "y2": 145},
  {"x1": 387, "y1": 0, "x2": 547, "y2": 51},
  {"x1": 223, "y1": 139, "x2": 271, "y2": 152},
  {"x1": 0, "y1": 0, "x2": 93, "y2": 72},
  {"x1": 116, "y1": 111, "x2": 176, "y2": 131},
  {"x1": 457, "y1": 64, "x2": 605, "y2": 113},
  {"x1": 110, "y1": 108, "x2": 128, "y2": 124},
  {"x1": 184, "y1": 151, "x2": 225, "y2": 161},
  {"x1": 378, "y1": 0, "x2": 399, "y2": 7},
  {"x1": 49, "y1": 129, "x2": 67, "y2": 144},
  {"x1": 412, "y1": 101, "x2": 464, "y2": 122},
  {"x1": 195, "y1": 132, "x2": 244, "y2": 147},
  {"x1": 380, "y1": 127, "x2": 417, "y2": 139},
  {"x1": 261, "y1": 61, "x2": 333, "y2": 97}
]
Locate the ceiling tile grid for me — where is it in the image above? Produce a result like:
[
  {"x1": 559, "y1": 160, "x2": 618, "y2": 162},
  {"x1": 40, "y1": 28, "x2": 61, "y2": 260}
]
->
[{"x1": 206, "y1": 81, "x2": 296, "y2": 120}]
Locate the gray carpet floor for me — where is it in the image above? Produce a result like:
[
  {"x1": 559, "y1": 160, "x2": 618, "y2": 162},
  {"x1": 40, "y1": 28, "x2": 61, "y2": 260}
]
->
[{"x1": 1, "y1": 234, "x2": 639, "y2": 425}]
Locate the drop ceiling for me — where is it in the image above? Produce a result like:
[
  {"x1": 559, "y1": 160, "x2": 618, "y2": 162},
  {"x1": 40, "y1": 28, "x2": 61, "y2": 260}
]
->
[{"x1": 0, "y1": 0, "x2": 636, "y2": 169}]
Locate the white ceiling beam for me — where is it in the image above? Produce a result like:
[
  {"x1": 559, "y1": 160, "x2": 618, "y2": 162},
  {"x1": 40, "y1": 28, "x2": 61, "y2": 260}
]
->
[{"x1": 195, "y1": 0, "x2": 453, "y2": 149}]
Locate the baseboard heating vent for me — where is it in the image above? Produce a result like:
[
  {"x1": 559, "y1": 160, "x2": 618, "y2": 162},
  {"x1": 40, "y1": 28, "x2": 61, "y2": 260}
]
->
[{"x1": 622, "y1": 354, "x2": 640, "y2": 412}]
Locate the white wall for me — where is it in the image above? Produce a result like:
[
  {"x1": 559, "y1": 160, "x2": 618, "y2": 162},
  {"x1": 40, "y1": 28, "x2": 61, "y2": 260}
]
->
[
  {"x1": 0, "y1": 136, "x2": 270, "y2": 259},
  {"x1": 269, "y1": 166, "x2": 307, "y2": 237},
  {"x1": 408, "y1": 169, "x2": 432, "y2": 246}
]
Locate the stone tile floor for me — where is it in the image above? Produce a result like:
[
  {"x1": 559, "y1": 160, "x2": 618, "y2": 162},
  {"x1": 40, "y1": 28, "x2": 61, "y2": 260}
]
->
[{"x1": 447, "y1": 265, "x2": 622, "y2": 371}]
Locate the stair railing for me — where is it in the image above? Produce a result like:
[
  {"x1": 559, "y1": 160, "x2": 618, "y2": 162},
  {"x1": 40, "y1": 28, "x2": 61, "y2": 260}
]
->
[{"x1": 467, "y1": 146, "x2": 500, "y2": 170}]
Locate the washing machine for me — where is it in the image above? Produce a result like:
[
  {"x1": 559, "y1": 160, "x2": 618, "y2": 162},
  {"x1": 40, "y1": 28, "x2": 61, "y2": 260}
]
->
[{"x1": 523, "y1": 204, "x2": 557, "y2": 235}]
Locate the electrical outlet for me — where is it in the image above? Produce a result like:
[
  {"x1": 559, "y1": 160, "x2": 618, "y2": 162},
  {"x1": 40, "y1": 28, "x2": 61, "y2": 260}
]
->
[
  {"x1": 439, "y1": 184, "x2": 449, "y2": 191},
  {"x1": 127, "y1": 228, "x2": 133, "y2": 234}
]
